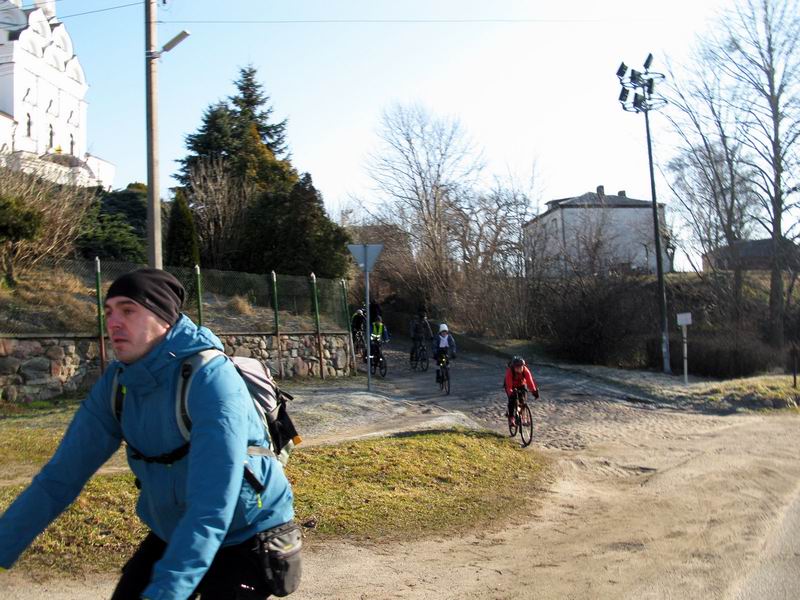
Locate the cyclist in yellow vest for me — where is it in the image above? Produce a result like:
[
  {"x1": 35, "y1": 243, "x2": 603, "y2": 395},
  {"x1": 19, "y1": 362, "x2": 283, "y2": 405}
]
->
[{"x1": 370, "y1": 316, "x2": 390, "y2": 365}]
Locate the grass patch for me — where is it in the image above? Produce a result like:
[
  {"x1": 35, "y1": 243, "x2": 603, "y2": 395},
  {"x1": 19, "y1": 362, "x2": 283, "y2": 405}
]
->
[
  {"x1": 0, "y1": 473, "x2": 147, "y2": 576},
  {"x1": 0, "y1": 430, "x2": 548, "y2": 576},
  {"x1": 286, "y1": 429, "x2": 548, "y2": 540},
  {"x1": 687, "y1": 375, "x2": 799, "y2": 407}
]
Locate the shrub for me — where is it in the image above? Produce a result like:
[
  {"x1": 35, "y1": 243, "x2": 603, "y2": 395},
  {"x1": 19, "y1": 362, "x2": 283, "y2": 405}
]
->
[{"x1": 654, "y1": 334, "x2": 780, "y2": 378}]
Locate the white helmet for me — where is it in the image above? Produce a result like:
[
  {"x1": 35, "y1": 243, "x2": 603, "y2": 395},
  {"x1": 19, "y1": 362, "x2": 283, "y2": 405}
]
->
[{"x1": 439, "y1": 323, "x2": 449, "y2": 333}]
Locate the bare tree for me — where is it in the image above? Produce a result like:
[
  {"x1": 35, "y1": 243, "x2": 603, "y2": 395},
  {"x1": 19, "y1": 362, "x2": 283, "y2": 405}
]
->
[
  {"x1": 187, "y1": 156, "x2": 259, "y2": 269},
  {"x1": 0, "y1": 167, "x2": 94, "y2": 285},
  {"x1": 367, "y1": 103, "x2": 483, "y2": 310},
  {"x1": 447, "y1": 178, "x2": 536, "y2": 336},
  {"x1": 699, "y1": 0, "x2": 800, "y2": 346},
  {"x1": 666, "y1": 59, "x2": 762, "y2": 324}
]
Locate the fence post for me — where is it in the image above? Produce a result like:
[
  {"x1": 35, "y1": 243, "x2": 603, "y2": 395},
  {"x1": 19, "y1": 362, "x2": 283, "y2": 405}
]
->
[
  {"x1": 94, "y1": 257, "x2": 107, "y2": 373},
  {"x1": 272, "y1": 271, "x2": 284, "y2": 380},
  {"x1": 194, "y1": 264, "x2": 204, "y2": 327},
  {"x1": 341, "y1": 278, "x2": 355, "y2": 374},
  {"x1": 310, "y1": 272, "x2": 325, "y2": 380}
]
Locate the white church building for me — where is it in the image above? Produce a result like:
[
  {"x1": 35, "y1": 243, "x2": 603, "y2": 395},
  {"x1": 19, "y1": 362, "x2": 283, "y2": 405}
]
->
[{"x1": 0, "y1": 0, "x2": 114, "y2": 188}]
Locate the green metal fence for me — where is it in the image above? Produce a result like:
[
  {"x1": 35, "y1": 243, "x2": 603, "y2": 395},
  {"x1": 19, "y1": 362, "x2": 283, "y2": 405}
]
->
[{"x1": 0, "y1": 258, "x2": 350, "y2": 336}]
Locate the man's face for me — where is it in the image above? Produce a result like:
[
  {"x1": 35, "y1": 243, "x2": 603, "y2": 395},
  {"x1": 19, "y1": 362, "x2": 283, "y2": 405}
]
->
[
  {"x1": 104, "y1": 296, "x2": 170, "y2": 364},
  {"x1": 514, "y1": 365, "x2": 524, "y2": 374},
  {"x1": 440, "y1": 331, "x2": 448, "y2": 337}
]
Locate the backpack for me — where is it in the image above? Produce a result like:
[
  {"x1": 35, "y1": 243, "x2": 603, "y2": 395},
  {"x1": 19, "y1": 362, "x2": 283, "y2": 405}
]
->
[{"x1": 110, "y1": 349, "x2": 302, "y2": 466}]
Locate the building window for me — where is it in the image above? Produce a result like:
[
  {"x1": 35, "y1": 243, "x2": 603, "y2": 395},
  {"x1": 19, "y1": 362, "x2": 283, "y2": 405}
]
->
[
  {"x1": 69, "y1": 134, "x2": 75, "y2": 155},
  {"x1": 26, "y1": 114, "x2": 32, "y2": 137},
  {"x1": 48, "y1": 125, "x2": 54, "y2": 149}
]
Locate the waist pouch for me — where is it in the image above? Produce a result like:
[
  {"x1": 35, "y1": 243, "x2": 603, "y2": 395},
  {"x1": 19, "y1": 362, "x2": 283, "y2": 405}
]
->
[{"x1": 257, "y1": 521, "x2": 303, "y2": 597}]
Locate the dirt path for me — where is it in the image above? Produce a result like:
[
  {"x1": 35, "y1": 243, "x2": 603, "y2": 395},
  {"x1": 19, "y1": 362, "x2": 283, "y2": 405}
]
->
[{"x1": 2, "y1": 343, "x2": 799, "y2": 599}]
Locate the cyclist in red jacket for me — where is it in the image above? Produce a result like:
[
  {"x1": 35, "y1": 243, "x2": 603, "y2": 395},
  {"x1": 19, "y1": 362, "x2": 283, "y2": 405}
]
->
[{"x1": 504, "y1": 356, "x2": 539, "y2": 426}]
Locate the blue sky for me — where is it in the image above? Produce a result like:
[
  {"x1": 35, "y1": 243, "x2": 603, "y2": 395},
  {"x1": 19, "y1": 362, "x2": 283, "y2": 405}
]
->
[{"x1": 59, "y1": 0, "x2": 731, "y2": 220}]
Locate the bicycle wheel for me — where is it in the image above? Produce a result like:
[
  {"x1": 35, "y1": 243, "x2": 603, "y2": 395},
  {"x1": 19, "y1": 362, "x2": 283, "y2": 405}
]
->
[
  {"x1": 508, "y1": 411, "x2": 518, "y2": 436},
  {"x1": 519, "y1": 405, "x2": 534, "y2": 447},
  {"x1": 443, "y1": 366, "x2": 450, "y2": 395},
  {"x1": 507, "y1": 397, "x2": 518, "y2": 436},
  {"x1": 419, "y1": 347, "x2": 429, "y2": 371},
  {"x1": 379, "y1": 357, "x2": 387, "y2": 377},
  {"x1": 370, "y1": 356, "x2": 377, "y2": 375}
]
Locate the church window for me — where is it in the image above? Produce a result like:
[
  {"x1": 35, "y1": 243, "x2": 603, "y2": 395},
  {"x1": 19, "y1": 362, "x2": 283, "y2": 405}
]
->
[
  {"x1": 69, "y1": 134, "x2": 75, "y2": 155},
  {"x1": 48, "y1": 125, "x2": 54, "y2": 149},
  {"x1": 26, "y1": 114, "x2": 32, "y2": 137}
]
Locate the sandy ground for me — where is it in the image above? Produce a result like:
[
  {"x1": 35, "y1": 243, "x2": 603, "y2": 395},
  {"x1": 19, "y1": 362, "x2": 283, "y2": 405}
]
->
[{"x1": 1, "y1": 343, "x2": 799, "y2": 599}]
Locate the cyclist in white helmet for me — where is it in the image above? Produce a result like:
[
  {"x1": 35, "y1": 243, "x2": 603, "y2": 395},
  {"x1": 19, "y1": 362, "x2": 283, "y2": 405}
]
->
[{"x1": 433, "y1": 323, "x2": 457, "y2": 383}]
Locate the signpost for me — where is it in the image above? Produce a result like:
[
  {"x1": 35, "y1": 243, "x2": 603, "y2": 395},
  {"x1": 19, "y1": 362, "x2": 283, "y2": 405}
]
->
[
  {"x1": 676, "y1": 312, "x2": 692, "y2": 385},
  {"x1": 347, "y1": 244, "x2": 383, "y2": 391}
]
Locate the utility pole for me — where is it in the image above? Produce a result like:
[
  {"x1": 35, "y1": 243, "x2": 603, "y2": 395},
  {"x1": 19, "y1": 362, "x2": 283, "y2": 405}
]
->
[{"x1": 145, "y1": 0, "x2": 162, "y2": 268}]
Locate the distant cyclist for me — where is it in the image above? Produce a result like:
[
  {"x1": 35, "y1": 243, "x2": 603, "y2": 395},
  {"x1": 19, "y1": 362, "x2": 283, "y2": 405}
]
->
[
  {"x1": 409, "y1": 311, "x2": 434, "y2": 362},
  {"x1": 370, "y1": 315, "x2": 390, "y2": 365},
  {"x1": 351, "y1": 308, "x2": 366, "y2": 335},
  {"x1": 433, "y1": 323, "x2": 456, "y2": 383},
  {"x1": 504, "y1": 356, "x2": 539, "y2": 427}
]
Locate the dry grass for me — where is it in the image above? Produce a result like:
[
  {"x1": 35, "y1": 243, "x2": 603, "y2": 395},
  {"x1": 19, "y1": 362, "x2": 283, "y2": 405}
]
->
[
  {"x1": 0, "y1": 268, "x2": 97, "y2": 333},
  {"x1": 227, "y1": 294, "x2": 255, "y2": 316}
]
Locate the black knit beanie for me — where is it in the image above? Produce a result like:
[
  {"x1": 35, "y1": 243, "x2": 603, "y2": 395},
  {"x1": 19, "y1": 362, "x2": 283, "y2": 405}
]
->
[{"x1": 105, "y1": 268, "x2": 185, "y2": 326}]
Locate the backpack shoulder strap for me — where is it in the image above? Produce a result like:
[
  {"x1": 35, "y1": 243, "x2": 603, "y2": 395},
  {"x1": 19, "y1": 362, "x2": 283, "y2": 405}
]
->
[
  {"x1": 110, "y1": 367, "x2": 124, "y2": 423},
  {"x1": 175, "y1": 349, "x2": 227, "y2": 441}
]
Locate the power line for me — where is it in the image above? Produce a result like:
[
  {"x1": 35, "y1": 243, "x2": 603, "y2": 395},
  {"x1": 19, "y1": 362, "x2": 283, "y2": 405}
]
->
[
  {"x1": 59, "y1": 2, "x2": 140, "y2": 20},
  {"x1": 0, "y1": 1, "x2": 137, "y2": 19},
  {"x1": 159, "y1": 17, "x2": 608, "y2": 25}
]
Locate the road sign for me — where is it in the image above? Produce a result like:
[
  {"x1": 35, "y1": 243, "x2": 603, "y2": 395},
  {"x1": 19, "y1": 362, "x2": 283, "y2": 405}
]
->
[
  {"x1": 677, "y1": 312, "x2": 692, "y2": 326},
  {"x1": 348, "y1": 244, "x2": 383, "y2": 273}
]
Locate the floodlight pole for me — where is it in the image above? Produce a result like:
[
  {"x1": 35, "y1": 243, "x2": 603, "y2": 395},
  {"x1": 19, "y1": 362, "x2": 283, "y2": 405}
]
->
[
  {"x1": 617, "y1": 53, "x2": 671, "y2": 374},
  {"x1": 644, "y1": 109, "x2": 671, "y2": 375}
]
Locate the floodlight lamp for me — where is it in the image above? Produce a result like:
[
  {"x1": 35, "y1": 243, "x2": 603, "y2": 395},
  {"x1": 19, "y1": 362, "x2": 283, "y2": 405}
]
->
[
  {"x1": 633, "y1": 93, "x2": 645, "y2": 111},
  {"x1": 646, "y1": 78, "x2": 655, "y2": 95},
  {"x1": 616, "y1": 62, "x2": 628, "y2": 78},
  {"x1": 630, "y1": 69, "x2": 641, "y2": 86},
  {"x1": 644, "y1": 53, "x2": 654, "y2": 70},
  {"x1": 619, "y1": 88, "x2": 629, "y2": 102}
]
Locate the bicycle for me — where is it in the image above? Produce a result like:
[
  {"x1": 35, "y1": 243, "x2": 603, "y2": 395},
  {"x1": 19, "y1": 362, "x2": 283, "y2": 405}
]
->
[
  {"x1": 410, "y1": 340, "x2": 429, "y2": 371},
  {"x1": 507, "y1": 387, "x2": 533, "y2": 447},
  {"x1": 436, "y1": 352, "x2": 450, "y2": 395},
  {"x1": 370, "y1": 337, "x2": 388, "y2": 378},
  {"x1": 353, "y1": 329, "x2": 366, "y2": 362}
]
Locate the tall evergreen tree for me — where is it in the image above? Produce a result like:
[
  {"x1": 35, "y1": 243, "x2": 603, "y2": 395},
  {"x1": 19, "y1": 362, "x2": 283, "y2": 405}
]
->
[
  {"x1": 164, "y1": 189, "x2": 200, "y2": 268},
  {"x1": 240, "y1": 174, "x2": 350, "y2": 278},
  {"x1": 230, "y1": 65, "x2": 288, "y2": 157},
  {"x1": 176, "y1": 103, "x2": 236, "y2": 187}
]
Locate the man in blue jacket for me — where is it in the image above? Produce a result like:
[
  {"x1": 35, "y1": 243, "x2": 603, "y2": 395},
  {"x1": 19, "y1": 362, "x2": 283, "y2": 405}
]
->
[{"x1": 0, "y1": 268, "x2": 296, "y2": 599}]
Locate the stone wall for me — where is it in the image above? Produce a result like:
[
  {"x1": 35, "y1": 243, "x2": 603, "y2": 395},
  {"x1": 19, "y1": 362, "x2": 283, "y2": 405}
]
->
[{"x1": 0, "y1": 333, "x2": 352, "y2": 404}]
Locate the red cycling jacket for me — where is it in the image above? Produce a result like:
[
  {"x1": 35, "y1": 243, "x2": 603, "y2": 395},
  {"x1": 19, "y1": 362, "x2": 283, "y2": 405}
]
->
[{"x1": 504, "y1": 365, "x2": 538, "y2": 397}]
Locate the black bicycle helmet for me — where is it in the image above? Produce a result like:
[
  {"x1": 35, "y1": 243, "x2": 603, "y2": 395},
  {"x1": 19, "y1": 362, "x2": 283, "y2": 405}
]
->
[{"x1": 511, "y1": 355, "x2": 525, "y2": 367}]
